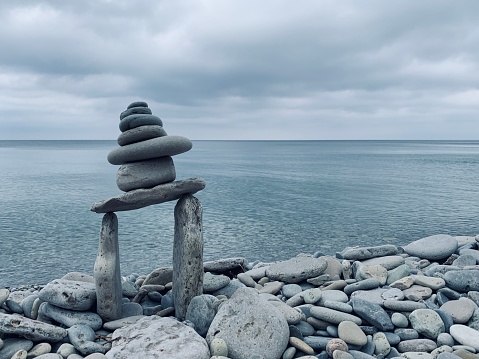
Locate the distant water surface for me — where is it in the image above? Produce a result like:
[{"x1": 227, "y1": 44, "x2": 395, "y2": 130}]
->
[{"x1": 0, "y1": 140, "x2": 478, "y2": 286}]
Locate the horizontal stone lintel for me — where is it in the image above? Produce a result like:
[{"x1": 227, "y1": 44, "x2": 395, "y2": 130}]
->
[{"x1": 91, "y1": 177, "x2": 205, "y2": 213}]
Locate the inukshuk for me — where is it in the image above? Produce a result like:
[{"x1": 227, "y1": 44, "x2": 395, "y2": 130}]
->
[{"x1": 91, "y1": 101, "x2": 205, "y2": 322}]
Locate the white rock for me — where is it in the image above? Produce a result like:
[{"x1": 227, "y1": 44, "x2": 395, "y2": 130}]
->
[
  {"x1": 449, "y1": 324, "x2": 479, "y2": 351},
  {"x1": 106, "y1": 316, "x2": 209, "y2": 359}
]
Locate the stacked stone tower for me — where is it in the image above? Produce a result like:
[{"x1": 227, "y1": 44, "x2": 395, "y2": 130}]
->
[{"x1": 91, "y1": 101, "x2": 205, "y2": 321}]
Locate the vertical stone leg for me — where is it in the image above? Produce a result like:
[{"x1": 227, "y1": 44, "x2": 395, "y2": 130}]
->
[
  {"x1": 94, "y1": 212, "x2": 122, "y2": 321},
  {"x1": 173, "y1": 194, "x2": 204, "y2": 321}
]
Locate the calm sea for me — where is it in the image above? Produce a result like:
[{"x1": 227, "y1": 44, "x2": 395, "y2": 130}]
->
[{"x1": 0, "y1": 140, "x2": 478, "y2": 286}]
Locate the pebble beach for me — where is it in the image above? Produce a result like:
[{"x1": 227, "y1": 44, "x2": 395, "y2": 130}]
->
[{"x1": 0, "y1": 233, "x2": 479, "y2": 359}]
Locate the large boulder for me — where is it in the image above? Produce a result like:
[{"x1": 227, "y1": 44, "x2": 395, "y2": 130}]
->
[
  {"x1": 206, "y1": 288, "x2": 289, "y2": 359},
  {"x1": 106, "y1": 316, "x2": 209, "y2": 359}
]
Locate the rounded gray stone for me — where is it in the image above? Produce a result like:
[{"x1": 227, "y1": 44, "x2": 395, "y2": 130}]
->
[
  {"x1": 403, "y1": 234, "x2": 458, "y2": 260},
  {"x1": 38, "y1": 279, "x2": 96, "y2": 311},
  {"x1": 450, "y1": 324, "x2": 479, "y2": 351},
  {"x1": 40, "y1": 303, "x2": 103, "y2": 330},
  {"x1": 116, "y1": 156, "x2": 176, "y2": 191},
  {"x1": 206, "y1": 287, "x2": 289, "y2": 359},
  {"x1": 444, "y1": 270, "x2": 479, "y2": 292},
  {"x1": 361, "y1": 255, "x2": 405, "y2": 270},
  {"x1": 121, "y1": 302, "x2": 143, "y2": 318},
  {"x1": 27, "y1": 343, "x2": 52, "y2": 357},
  {"x1": 107, "y1": 135, "x2": 192, "y2": 165},
  {"x1": 0, "y1": 339, "x2": 33, "y2": 359},
  {"x1": 383, "y1": 300, "x2": 427, "y2": 311},
  {"x1": 185, "y1": 295, "x2": 216, "y2": 336},
  {"x1": 397, "y1": 339, "x2": 437, "y2": 353},
  {"x1": 203, "y1": 272, "x2": 231, "y2": 293},
  {"x1": 117, "y1": 125, "x2": 168, "y2": 146},
  {"x1": 338, "y1": 321, "x2": 367, "y2": 346},
  {"x1": 68, "y1": 324, "x2": 107, "y2": 356},
  {"x1": 127, "y1": 101, "x2": 148, "y2": 109},
  {"x1": 120, "y1": 106, "x2": 152, "y2": 120},
  {"x1": 409, "y1": 309, "x2": 445, "y2": 339},
  {"x1": 119, "y1": 114, "x2": 163, "y2": 132},
  {"x1": 282, "y1": 284, "x2": 303, "y2": 298},
  {"x1": 440, "y1": 298, "x2": 477, "y2": 323},
  {"x1": 391, "y1": 312, "x2": 409, "y2": 328},
  {"x1": 310, "y1": 306, "x2": 362, "y2": 325},
  {"x1": 339, "y1": 244, "x2": 399, "y2": 260},
  {"x1": 344, "y1": 278, "x2": 381, "y2": 296},
  {"x1": 0, "y1": 312, "x2": 67, "y2": 342},
  {"x1": 350, "y1": 298, "x2": 394, "y2": 331},
  {"x1": 266, "y1": 257, "x2": 328, "y2": 283}
]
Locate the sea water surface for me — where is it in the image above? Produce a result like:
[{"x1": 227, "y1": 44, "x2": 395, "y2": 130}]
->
[{"x1": 1, "y1": 140, "x2": 478, "y2": 286}]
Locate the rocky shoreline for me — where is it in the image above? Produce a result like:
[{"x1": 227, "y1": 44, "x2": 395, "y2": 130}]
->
[{"x1": 0, "y1": 233, "x2": 478, "y2": 359}]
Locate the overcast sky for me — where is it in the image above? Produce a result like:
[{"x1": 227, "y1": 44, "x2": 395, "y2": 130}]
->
[{"x1": 1, "y1": 1, "x2": 478, "y2": 140}]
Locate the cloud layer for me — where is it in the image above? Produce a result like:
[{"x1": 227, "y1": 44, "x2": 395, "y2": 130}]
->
[{"x1": 1, "y1": 0, "x2": 478, "y2": 139}]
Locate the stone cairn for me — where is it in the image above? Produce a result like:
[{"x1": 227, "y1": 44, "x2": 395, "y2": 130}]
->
[{"x1": 91, "y1": 101, "x2": 206, "y2": 322}]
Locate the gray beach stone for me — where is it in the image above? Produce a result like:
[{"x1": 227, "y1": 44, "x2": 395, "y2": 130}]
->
[
  {"x1": 0, "y1": 312, "x2": 67, "y2": 341},
  {"x1": 373, "y1": 332, "x2": 390, "y2": 356},
  {"x1": 27, "y1": 343, "x2": 52, "y2": 357},
  {"x1": 440, "y1": 298, "x2": 477, "y2": 323},
  {"x1": 409, "y1": 309, "x2": 445, "y2": 339},
  {"x1": 403, "y1": 234, "x2": 458, "y2": 260},
  {"x1": 209, "y1": 338, "x2": 228, "y2": 357},
  {"x1": 403, "y1": 285, "x2": 433, "y2": 301},
  {"x1": 203, "y1": 272, "x2": 230, "y2": 293},
  {"x1": 117, "y1": 125, "x2": 168, "y2": 146},
  {"x1": 40, "y1": 303, "x2": 103, "y2": 330},
  {"x1": 91, "y1": 177, "x2": 205, "y2": 213},
  {"x1": 203, "y1": 258, "x2": 247, "y2": 273},
  {"x1": 266, "y1": 256, "x2": 327, "y2": 283},
  {"x1": 390, "y1": 275, "x2": 414, "y2": 290},
  {"x1": 391, "y1": 312, "x2": 409, "y2": 327},
  {"x1": 20, "y1": 295, "x2": 38, "y2": 319},
  {"x1": 318, "y1": 290, "x2": 349, "y2": 304},
  {"x1": 0, "y1": 289, "x2": 9, "y2": 307},
  {"x1": 339, "y1": 245, "x2": 398, "y2": 260},
  {"x1": 397, "y1": 339, "x2": 437, "y2": 353},
  {"x1": 107, "y1": 135, "x2": 190, "y2": 165},
  {"x1": 126, "y1": 101, "x2": 148, "y2": 109},
  {"x1": 387, "y1": 264, "x2": 412, "y2": 285},
  {"x1": 382, "y1": 287, "x2": 404, "y2": 301},
  {"x1": 322, "y1": 300, "x2": 353, "y2": 313},
  {"x1": 244, "y1": 265, "x2": 269, "y2": 280},
  {"x1": 458, "y1": 249, "x2": 479, "y2": 263},
  {"x1": 383, "y1": 299, "x2": 427, "y2": 311},
  {"x1": 282, "y1": 284, "x2": 303, "y2": 298},
  {"x1": 310, "y1": 306, "x2": 362, "y2": 325},
  {"x1": 350, "y1": 298, "x2": 394, "y2": 331},
  {"x1": 236, "y1": 273, "x2": 256, "y2": 287},
  {"x1": 172, "y1": 195, "x2": 204, "y2": 321},
  {"x1": 338, "y1": 321, "x2": 367, "y2": 346},
  {"x1": 395, "y1": 328, "x2": 419, "y2": 341},
  {"x1": 444, "y1": 270, "x2": 479, "y2": 292},
  {"x1": 0, "y1": 339, "x2": 33, "y2": 359},
  {"x1": 119, "y1": 114, "x2": 163, "y2": 132},
  {"x1": 143, "y1": 267, "x2": 173, "y2": 286},
  {"x1": 412, "y1": 275, "x2": 446, "y2": 290},
  {"x1": 469, "y1": 308, "x2": 479, "y2": 330},
  {"x1": 450, "y1": 324, "x2": 479, "y2": 351},
  {"x1": 344, "y1": 278, "x2": 381, "y2": 296},
  {"x1": 94, "y1": 212, "x2": 122, "y2": 322},
  {"x1": 303, "y1": 336, "x2": 335, "y2": 351},
  {"x1": 39, "y1": 279, "x2": 96, "y2": 311},
  {"x1": 119, "y1": 106, "x2": 152, "y2": 120},
  {"x1": 121, "y1": 302, "x2": 143, "y2": 317},
  {"x1": 102, "y1": 315, "x2": 145, "y2": 331},
  {"x1": 185, "y1": 295, "x2": 216, "y2": 336},
  {"x1": 355, "y1": 264, "x2": 388, "y2": 285},
  {"x1": 350, "y1": 288, "x2": 388, "y2": 305},
  {"x1": 361, "y1": 255, "x2": 405, "y2": 270},
  {"x1": 206, "y1": 288, "x2": 289, "y2": 359},
  {"x1": 116, "y1": 156, "x2": 175, "y2": 192},
  {"x1": 322, "y1": 256, "x2": 343, "y2": 279},
  {"x1": 437, "y1": 333, "x2": 455, "y2": 347},
  {"x1": 68, "y1": 325, "x2": 106, "y2": 356},
  {"x1": 211, "y1": 279, "x2": 246, "y2": 298},
  {"x1": 453, "y1": 254, "x2": 477, "y2": 267},
  {"x1": 268, "y1": 300, "x2": 302, "y2": 325}
]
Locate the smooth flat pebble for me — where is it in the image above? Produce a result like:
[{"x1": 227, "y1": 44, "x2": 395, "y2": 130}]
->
[
  {"x1": 27, "y1": 342, "x2": 52, "y2": 357},
  {"x1": 203, "y1": 257, "x2": 247, "y2": 272},
  {"x1": 269, "y1": 301, "x2": 302, "y2": 325},
  {"x1": 322, "y1": 300, "x2": 353, "y2": 313},
  {"x1": 373, "y1": 332, "x2": 390, "y2": 356},
  {"x1": 350, "y1": 288, "x2": 388, "y2": 305},
  {"x1": 40, "y1": 303, "x2": 103, "y2": 330},
  {"x1": 360, "y1": 255, "x2": 405, "y2": 270},
  {"x1": 119, "y1": 106, "x2": 152, "y2": 120},
  {"x1": 440, "y1": 299, "x2": 477, "y2": 323},
  {"x1": 408, "y1": 309, "x2": 445, "y2": 339},
  {"x1": 344, "y1": 278, "x2": 381, "y2": 296},
  {"x1": 310, "y1": 306, "x2": 362, "y2": 325},
  {"x1": 107, "y1": 135, "x2": 191, "y2": 165},
  {"x1": 117, "y1": 125, "x2": 168, "y2": 146},
  {"x1": 412, "y1": 275, "x2": 446, "y2": 290},
  {"x1": 318, "y1": 290, "x2": 349, "y2": 304},
  {"x1": 450, "y1": 325, "x2": 479, "y2": 351},
  {"x1": 402, "y1": 234, "x2": 458, "y2": 260},
  {"x1": 119, "y1": 114, "x2": 163, "y2": 132},
  {"x1": 383, "y1": 299, "x2": 427, "y2": 311},
  {"x1": 397, "y1": 339, "x2": 438, "y2": 353},
  {"x1": 355, "y1": 265, "x2": 388, "y2": 285},
  {"x1": 391, "y1": 312, "x2": 409, "y2": 327},
  {"x1": 338, "y1": 321, "x2": 367, "y2": 346},
  {"x1": 0, "y1": 339, "x2": 33, "y2": 359},
  {"x1": 403, "y1": 285, "x2": 433, "y2": 301},
  {"x1": 338, "y1": 244, "x2": 398, "y2": 260},
  {"x1": 266, "y1": 257, "x2": 328, "y2": 283},
  {"x1": 350, "y1": 298, "x2": 394, "y2": 331},
  {"x1": 289, "y1": 337, "x2": 314, "y2": 355},
  {"x1": 282, "y1": 284, "x2": 303, "y2": 298}
]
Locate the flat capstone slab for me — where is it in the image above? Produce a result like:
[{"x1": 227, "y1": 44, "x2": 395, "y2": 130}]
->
[
  {"x1": 266, "y1": 257, "x2": 328, "y2": 283},
  {"x1": 91, "y1": 178, "x2": 205, "y2": 213},
  {"x1": 117, "y1": 125, "x2": 168, "y2": 146},
  {"x1": 119, "y1": 114, "x2": 163, "y2": 132},
  {"x1": 107, "y1": 135, "x2": 192, "y2": 165}
]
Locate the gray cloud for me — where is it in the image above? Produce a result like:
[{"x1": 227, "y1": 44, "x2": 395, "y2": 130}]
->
[{"x1": 0, "y1": 0, "x2": 478, "y2": 139}]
